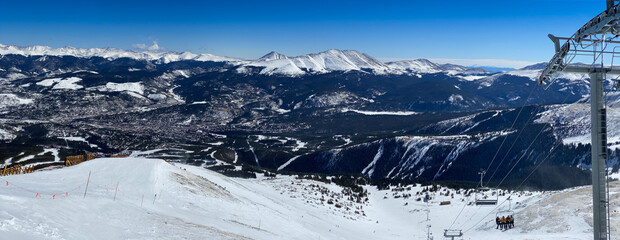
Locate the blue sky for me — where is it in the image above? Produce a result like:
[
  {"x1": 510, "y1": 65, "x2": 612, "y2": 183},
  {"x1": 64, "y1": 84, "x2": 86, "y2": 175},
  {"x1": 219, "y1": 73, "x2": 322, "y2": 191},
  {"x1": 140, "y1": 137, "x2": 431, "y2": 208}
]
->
[{"x1": 0, "y1": 0, "x2": 610, "y2": 67}]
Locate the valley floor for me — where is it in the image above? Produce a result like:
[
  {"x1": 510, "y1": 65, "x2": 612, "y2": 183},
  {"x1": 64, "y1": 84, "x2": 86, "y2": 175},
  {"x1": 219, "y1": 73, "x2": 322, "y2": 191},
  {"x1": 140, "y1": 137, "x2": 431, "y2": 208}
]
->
[{"x1": 0, "y1": 157, "x2": 618, "y2": 239}]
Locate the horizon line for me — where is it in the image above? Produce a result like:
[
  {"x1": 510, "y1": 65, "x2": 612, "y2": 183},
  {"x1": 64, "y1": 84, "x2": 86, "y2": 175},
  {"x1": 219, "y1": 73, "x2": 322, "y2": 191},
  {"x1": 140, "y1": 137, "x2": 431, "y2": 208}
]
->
[{"x1": 1, "y1": 42, "x2": 540, "y2": 69}]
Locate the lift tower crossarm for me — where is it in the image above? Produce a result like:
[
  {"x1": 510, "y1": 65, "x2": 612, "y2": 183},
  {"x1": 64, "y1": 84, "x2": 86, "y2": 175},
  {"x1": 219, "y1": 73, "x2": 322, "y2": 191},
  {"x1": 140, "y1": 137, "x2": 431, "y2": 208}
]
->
[
  {"x1": 539, "y1": 2, "x2": 620, "y2": 84},
  {"x1": 562, "y1": 66, "x2": 620, "y2": 74}
]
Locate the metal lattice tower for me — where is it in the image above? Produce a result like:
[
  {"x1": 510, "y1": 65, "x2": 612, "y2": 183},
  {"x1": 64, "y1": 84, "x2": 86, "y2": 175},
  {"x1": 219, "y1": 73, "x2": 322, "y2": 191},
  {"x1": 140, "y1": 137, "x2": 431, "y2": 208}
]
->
[{"x1": 539, "y1": 1, "x2": 620, "y2": 239}]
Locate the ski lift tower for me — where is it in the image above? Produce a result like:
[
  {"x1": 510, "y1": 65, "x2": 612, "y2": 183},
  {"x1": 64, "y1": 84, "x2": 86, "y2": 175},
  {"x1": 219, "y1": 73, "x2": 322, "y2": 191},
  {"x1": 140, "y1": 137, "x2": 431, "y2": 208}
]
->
[
  {"x1": 539, "y1": 1, "x2": 620, "y2": 239},
  {"x1": 475, "y1": 169, "x2": 498, "y2": 205}
]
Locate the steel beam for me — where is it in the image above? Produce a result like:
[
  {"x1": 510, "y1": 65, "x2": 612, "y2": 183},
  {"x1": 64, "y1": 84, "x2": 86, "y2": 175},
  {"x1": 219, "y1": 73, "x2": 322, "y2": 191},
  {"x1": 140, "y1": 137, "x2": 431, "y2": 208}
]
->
[
  {"x1": 564, "y1": 66, "x2": 620, "y2": 75},
  {"x1": 553, "y1": 36, "x2": 620, "y2": 44},
  {"x1": 590, "y1": 71, "x2": 609, "y2": 240}
]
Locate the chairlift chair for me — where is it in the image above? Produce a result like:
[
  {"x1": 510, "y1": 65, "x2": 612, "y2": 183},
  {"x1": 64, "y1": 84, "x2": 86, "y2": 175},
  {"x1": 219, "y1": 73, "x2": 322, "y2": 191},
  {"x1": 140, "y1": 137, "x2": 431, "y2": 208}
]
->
[
  {"x1": 496, "y1": 209, "x2": 515, "y2": 218},
  {"x1": 474, "y1": 169, "x2": 498, "y2": 205},
  {"x1": 496, "y1": 209, "x2": 516, "y2": 230},
  {"x1": 443, "y1": 229, "x2": 463, "y2": 240},
  {"x1": 495, "y1": 197, "x2": 516, "y2": 230},
  {"x1": 496, "y1": 197, "x2": 515, "y2": 217},
  {"x1": 474, "y1": 187, "x2": 498, "y2": 205}
]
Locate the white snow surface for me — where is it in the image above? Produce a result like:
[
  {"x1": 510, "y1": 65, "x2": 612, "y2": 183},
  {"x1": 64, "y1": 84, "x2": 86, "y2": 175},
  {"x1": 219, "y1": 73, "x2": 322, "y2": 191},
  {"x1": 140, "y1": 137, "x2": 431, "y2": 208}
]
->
[
  {"x1": 36, "y1": 78, "x2": 62, "y2": 87},
  {"x1": 0, "y1": 157, "x2": 618, "y2": 239},
  {"x1": 36, "y1": 77, "x2": 84, "y2": 90},
  {"x1": 0, "y1": 128, "x2": 16, "y2": 141},
  {"x1": 536, "y1": 93, "x2": 620, "y2": 150},
  {"x1": 51, "y1": 77, "x2": 83, "y2": 90},
  {"x1": 277, "y1": 155, "x2": 302, "y2": 171},
  {"x1": 14, "y1": 149, "x2": 60, "y2": 167},
  {"x1": 0, "y1": 94, "x2": 33, "y2": 108},
  {"x1": 459, "y1": 75, "x2": 487, "y2": 81},
  {"x1": 448, "y1": 94, "x2": 464, "y2": 103},
  {"x1": 258, "y1": 51, "x2": 289, "y2": 61},
  {"x1": 93, "y1": 82, "x2": 145, "y2": 95},
  {"x1": 59, "y1": 137, "x2": 98, "y2": 149},
  {"x1": 342, "y1": 108, "x2": 419, "y2": 116}
]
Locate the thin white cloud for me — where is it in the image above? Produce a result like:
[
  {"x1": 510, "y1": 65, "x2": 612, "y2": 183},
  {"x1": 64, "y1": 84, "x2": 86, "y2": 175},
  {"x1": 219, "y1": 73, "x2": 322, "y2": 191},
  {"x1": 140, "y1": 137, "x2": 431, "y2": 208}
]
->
[
  {"x1": 148, "y1": 41, "x2": 161, "y2": 51},
  {"x1": 131, "y1": 41, "x2": 163, "y2": 51},
  {"x1": 132, "y1": 43, "x2": 147, "y2": 50},
  {"x1": 380, "y1": 57, "x2": 540, "y2": 69}
]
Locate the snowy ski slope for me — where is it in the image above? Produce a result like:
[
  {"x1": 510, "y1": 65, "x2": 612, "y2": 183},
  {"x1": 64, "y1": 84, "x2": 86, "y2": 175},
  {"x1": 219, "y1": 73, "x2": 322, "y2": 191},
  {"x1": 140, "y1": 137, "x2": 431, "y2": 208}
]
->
[{"x1": 0, "y1": 157, "x2": 618, "y2": 239}]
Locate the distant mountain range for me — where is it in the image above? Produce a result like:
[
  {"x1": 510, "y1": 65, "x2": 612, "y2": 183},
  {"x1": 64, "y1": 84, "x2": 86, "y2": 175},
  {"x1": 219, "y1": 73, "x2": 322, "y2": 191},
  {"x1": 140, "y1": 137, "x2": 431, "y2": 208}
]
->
[
  {"x1": 469, "y1": 66, "x2": 517, "y2": 73},
  {"x1": 0, "y1": 43, "x2": 613, "y2": 190},
  {"x1": 0, "y1": 44, "x2": 495, "y2": 76}
]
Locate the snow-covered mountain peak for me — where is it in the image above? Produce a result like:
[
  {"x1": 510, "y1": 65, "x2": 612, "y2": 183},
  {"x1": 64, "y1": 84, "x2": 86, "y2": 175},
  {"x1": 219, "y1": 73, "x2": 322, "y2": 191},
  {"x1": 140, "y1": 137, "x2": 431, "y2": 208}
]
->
[
  {"x1": 441, "y1": 63, "x2": 468, "y2": 71},
  {"x1": 245, "y1": 49, "x2": 390, "y2": 75},
  {"x1": 386, "y1": 59, "x2": 443, "y2": 74},
  {"x1": 0, "y1": 43, "x2": 494, "y2": 77},
  {"x1": 520, "y1": 62, "x2": 547, "y2": 70},
  {"x1": 259, "y1": 51, "x2": 289, "y2": 61},
  {"x1": 385, "y1": 59, "x2": 488, "y2": 76},
  {"x1": 306, "y1": 49, "x2": 387, "y2": 68}
]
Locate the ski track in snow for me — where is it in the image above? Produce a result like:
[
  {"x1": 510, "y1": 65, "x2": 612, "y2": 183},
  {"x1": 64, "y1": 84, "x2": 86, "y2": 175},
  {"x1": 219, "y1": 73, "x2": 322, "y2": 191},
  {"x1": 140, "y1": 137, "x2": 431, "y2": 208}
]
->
[
  {"x1": 12, "y1": 148, "x2": 60, "y2": 167},
  {"x1": 277, "y1": 155, "x2": 301, "y2": 171},
  {"x1": 342, "y1": 109, "x2": 419, "y2": 116},
  {"x1": 247, "y1": 140, "x2": 260, "y2": 166},
  {"x1": 362, "y1": 142, "x2": 384, "y2": 177},
  {"x1": 459, "y1": 110, "x2": 501, "y2": 134}
]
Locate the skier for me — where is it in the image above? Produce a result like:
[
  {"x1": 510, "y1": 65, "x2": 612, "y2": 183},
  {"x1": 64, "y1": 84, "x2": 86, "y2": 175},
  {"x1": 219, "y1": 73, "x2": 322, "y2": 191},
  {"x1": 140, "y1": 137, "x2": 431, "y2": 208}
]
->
[
  {"x1": 505, "y1": 215, "x2": 512, "y2": 229},
  {"x1": 496, "y1": 216, "x2": 500, "y2": 229},
  {"x1": 509, "y1": 215, "x2": 514, "y2": 228},
  {"x1": 500, "y1": 216, "x2": 506, "y2": 230}
]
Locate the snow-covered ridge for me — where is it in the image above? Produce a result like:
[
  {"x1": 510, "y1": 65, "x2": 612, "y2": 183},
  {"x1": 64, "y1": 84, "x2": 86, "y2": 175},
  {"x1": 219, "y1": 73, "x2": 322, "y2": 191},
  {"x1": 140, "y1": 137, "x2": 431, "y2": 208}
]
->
[
  {"x1": 473, "y1": 63, "x2": 591, "y2": 89},
  {"x1": 0, "y1": 43, "x2": 239, "y2": 64},
  {"x1": 244, "y1": 49, "x2": 391, "y2": 75},
  {"x1": 0, "y1": 43, "x2": 490, "y2": 76},
  {"x1": 245, "y1": 51, "x2": 491, "y2": 76},
  {"x1": 386, "y1": 59, "x2": 488, "y2": 76},
  {"x1": 386, "y1": 59, "x2": 442, "y2": 74}
]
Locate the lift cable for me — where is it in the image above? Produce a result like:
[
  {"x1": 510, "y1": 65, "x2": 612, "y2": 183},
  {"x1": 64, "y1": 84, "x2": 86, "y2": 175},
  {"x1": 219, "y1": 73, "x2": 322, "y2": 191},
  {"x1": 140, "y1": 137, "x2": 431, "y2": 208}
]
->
[
  {"x1": 447, "y1": 65, "x2": 584, "y2": 233},
  {"x1": 493, "y1": 84, "x2": 575, "y2": 190},
  {"x1": 449, "y1": 83, "x2": 541, "y2": 229},
  {"x1": 463, "y1": 139, "x2": 564, "y2": 233},
  {"x1": 482, "y1": 84, "x2": 538, "y2": 181},
  {"x1": 460, "y1": 76, "x2": 583, "y2": 233},
  {"x1": 447, "y1": 193, "x2": 474, "y2": 230},
  {"x1": 485, "y1": 102, "x2": 543, "y2": 186}
]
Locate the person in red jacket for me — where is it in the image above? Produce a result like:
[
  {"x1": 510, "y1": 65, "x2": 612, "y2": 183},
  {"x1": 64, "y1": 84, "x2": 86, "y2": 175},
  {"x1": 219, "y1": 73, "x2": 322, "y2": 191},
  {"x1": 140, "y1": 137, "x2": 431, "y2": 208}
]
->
[{"x1": 506, "y1": 216, "x2": 512, "y2": 229}]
